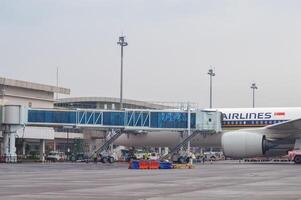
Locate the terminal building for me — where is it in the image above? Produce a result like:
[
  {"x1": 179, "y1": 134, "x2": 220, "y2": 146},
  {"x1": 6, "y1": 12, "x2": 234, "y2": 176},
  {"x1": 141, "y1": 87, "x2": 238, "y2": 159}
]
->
[{"x1": 0, "y1": 77, "x2": 78, "y2": 160}]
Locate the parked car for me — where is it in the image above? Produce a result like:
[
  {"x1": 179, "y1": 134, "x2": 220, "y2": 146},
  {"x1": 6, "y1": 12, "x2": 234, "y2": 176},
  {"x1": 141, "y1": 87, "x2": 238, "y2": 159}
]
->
[{"x1": 46, "y1": 151, "x2": 66, "y2": 162}]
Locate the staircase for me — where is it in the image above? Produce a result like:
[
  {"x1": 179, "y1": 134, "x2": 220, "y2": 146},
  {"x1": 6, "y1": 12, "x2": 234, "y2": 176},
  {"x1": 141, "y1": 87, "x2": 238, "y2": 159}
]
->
[
  {"x1": 90, "y1": 129, "x2": 123, "y2": 157},
  {"x1": 160, "y1": 130, "x2": 214, "y2": 160}
]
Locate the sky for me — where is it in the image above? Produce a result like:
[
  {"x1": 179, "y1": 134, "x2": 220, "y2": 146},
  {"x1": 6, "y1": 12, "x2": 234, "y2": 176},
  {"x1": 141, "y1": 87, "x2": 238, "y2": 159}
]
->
[{"x1": 1, "y1": 0, "x2": 301, "y2": 108}]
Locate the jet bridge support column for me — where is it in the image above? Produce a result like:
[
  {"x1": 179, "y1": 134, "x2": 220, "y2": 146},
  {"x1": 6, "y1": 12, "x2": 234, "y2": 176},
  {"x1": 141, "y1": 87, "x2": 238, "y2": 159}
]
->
[
  {"x1": 2, "y1": 125, "x2": 17, "y2": 162},
  {"x1": 0, "y1": 105, "x2": 27, "y2": 163},
  {"x1": 164, "y1": 147, "x2": 169, "y2": 156},
  {"x1": 22, "y1": 140, "x2": 26, "y2": 156},
  {"x1": 3, "y1": 130, "x2": 9, "y2": 161},
  {"x1": 187, "y1": 103, "x2": 191, "y2": 153},
  {"x1": 40, "y1": 139, "x2": 45, "y2": 162},
  {"x1": 294, "y1": 139, "x2": 301, "y2": 150},
  {"x1": 9, "y1": 130, "x2": 17, "y2": 162}
]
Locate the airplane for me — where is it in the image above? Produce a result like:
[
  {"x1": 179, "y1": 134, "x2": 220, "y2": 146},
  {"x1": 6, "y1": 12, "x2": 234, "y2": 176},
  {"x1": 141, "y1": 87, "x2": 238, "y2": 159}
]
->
[
  {"x1": 115, "y1": 107, "x2": 301, "y2": 162},
  {"x1": 220, "y1": 107, "x2": 301, "y2": 159}
]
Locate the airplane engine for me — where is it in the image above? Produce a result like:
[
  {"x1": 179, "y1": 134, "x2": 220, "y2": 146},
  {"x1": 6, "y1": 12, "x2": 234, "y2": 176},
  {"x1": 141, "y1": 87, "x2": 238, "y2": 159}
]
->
[{"x1": 221, "y1": 131, "x2": 266, "y2": 158}]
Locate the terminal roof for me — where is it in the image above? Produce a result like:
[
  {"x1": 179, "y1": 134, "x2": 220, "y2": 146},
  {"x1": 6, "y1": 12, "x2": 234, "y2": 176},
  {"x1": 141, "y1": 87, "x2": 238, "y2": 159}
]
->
[
  {"x1": 57, "y1": 97, "x2": 173, "y2": 110},
  {"x1": 0, "y1": 77, "x2": 70, "y2": 94}
]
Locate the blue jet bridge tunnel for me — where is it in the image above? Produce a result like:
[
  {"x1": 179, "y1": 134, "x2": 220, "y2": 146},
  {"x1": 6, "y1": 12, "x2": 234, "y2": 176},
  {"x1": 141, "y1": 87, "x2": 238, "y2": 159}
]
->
[
  {"x1": 27, "y1": 109, "x2": 200, "y2": 130},
  {"x1": 0, "y1": 105, "x2": 222, "y2": 163}
]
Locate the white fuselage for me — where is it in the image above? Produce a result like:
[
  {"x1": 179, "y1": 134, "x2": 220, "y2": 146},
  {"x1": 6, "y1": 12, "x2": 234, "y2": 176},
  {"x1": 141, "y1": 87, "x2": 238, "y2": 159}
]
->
[
  {"x1": 115, "y1": 107, "x2": 301, "y2": 148},
  {"x1": 220, "y1": 107, "x2": 301, "y2": 130}
]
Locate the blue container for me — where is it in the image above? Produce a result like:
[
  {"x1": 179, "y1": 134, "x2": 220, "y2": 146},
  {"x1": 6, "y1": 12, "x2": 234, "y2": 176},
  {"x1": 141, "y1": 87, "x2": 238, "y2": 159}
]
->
[
  {"x1": 129, "y1": 160, "x2": 140, "y2": 169},
  {"x1": 159, "y1": 162, "x2": 172, "y2": 169}
]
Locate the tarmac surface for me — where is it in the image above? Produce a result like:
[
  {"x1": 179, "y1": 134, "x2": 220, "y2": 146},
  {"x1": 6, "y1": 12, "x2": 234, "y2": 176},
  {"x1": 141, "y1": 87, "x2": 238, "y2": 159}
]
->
[{"x1": 0, "y1": 161, "x2": 301, "y2": 200}]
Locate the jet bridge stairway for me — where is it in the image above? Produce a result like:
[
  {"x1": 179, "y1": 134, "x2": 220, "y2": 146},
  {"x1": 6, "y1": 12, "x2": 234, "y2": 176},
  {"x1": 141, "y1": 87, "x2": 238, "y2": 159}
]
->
[
  {"x1": 90, "y1": 129, "x2": 123, "y2": 158},
  {"x1": 160, "y1": 131, "x2": 199, "y2": 160},
  {"x1": 160, "y1": 130, "x2": 209, "y2": 161}
]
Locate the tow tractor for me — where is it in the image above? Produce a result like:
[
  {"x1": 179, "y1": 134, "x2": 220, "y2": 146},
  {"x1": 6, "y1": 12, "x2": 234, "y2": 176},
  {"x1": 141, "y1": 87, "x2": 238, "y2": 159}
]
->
[
  {"x1": 98, "y1": 151, "x2": 118, "y2": 163},
  {"x1": 171, "y1": 150, "x2": 195, "y2": 164},
  {"x1": 288, "y1": 150, "x2": 301, "y2": 164}
]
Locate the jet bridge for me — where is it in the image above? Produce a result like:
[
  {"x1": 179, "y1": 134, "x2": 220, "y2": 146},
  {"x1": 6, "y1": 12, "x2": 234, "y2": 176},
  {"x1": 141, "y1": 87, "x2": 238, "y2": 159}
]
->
[{"x1": 0, "y1": 105, "x2": 222, "y2": 162}]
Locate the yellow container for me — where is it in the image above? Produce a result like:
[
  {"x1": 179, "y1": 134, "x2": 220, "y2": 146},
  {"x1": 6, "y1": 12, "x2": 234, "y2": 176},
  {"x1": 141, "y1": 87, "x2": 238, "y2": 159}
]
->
[{"x1": 172, "y1": 164, "x2": 194, "y2": 169}]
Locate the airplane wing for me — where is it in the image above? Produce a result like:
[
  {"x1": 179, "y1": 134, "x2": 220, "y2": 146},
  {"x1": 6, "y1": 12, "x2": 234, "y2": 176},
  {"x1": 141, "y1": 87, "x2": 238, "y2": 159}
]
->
[{"x1": 264, "y1": 118, "x2": 301, "y2": 135}]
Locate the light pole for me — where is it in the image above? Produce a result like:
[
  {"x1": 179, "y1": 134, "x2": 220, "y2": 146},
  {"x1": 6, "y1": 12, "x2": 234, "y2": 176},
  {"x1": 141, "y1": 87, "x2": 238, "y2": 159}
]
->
[
  {"x1": 251, "y1": 83, "x2": 258, "y2": 108},
  {"x1": 56, "y1": 66, "x2": 59, "y2": 100},
  {"x1": 207, "y1": 67, "x2": 215, "y2": 108},
  {"x1": 117, "y1": 36, "x2": 128, "y2": 110}
]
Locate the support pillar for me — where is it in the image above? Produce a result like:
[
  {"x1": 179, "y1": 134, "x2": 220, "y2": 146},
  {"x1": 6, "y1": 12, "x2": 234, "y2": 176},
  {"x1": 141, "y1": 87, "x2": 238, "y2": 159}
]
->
[
  {"x1": 3, "y1": 132, "x2": 9, "y2": 162},
  {"x1": 2, "y1": 127, "x2": 17, "y2": 163},
  {"x1": 158, "y1": 147, "x2": 162, "y2": 155},
  {"x1": 89, "y1": 138, "x2": 97, "y2": 154},
  {"x1": 22, "y1": 140, "x2": 26, "y2": 156},
  {"x1": 294, "y1": 139, "x2": 301, "y2": 150},
  {"x1": 0, "y1": 140, "x2": 2, "y2": 157},
  {"x1": 0, "y1": 131, "x2": 2, "y2": 156},
  {"x1": 187, "y1": 103, "x2": 191, "y2": 153},
  {"x1": 9, "y1": 132, "x2": 17, "y2": 162},
  {"x1": 53, "y1": 139, "x2": 56, "y2": 151},
  {"x1": 200, "y1": 147, "x2": 203, "y2": 155},
  {"x1": 40, "y1": 139, "x2": 45, "y2": 162},
  {"x1": 164, "y1": 147, "x2": 169, "y2": 156}
]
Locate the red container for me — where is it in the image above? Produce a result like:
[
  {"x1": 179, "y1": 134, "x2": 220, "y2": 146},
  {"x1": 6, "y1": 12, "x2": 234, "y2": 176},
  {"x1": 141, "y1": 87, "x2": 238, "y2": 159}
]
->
[
  {"x1": 139, "y1": 160, "x2": 150, "y2": 169},
  {"x1": 149, "y1": 160, "x2": 160, "y2": 169}
]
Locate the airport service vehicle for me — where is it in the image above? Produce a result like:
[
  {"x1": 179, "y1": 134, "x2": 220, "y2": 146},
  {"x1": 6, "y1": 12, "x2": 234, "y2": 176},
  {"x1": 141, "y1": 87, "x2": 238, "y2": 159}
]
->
[
  {"x1": 99, "y1": 151, "x2": 118, "y2": 163},
  {"x1": 171, "y1": 151, "x2": 195, "y2": 164},
  {"x1": 46, "y1": 151, "x2": 66, "y2": 162},
  {"x1": 288, "y1": 150, "x2": 301, "y2": 164},
  {"x1": 134, "y1": 150, "x2": 145, "y2": 160},
  {"x1": 148, "y1": 152, "x2": 160, "y2": 160},
  {"x1": 204, "y1": 151, "x2": 224, "y2": 161},
  {"x1": 115, "y1": 107, "x2": 301, "y2": 160},
  {"x1": 125, "y1": 150, "x2": 159, "y2": 161}
]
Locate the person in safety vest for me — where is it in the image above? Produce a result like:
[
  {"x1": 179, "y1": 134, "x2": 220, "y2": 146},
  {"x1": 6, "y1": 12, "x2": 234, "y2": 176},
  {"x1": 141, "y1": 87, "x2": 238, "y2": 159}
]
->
[{"x1": 143, "y1": 152, "x2": 149, "y2": 160}]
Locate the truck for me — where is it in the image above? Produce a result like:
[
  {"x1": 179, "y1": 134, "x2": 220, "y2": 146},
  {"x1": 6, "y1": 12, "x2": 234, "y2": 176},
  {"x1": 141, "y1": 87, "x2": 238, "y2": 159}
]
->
[{"x1": 288, "y1": 150, "x2": 301, "y2": 164}]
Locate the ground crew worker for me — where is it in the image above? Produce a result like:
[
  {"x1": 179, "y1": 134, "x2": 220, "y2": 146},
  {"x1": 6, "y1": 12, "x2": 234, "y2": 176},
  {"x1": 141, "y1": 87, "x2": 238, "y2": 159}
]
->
[
  {"x1": 143, "y1": 152, "x2": 149, "y2": 160},
  {"x1": 93, "y1": 153, "x2": 97, "y2": 163},
  {"x1": 202, "y1": 153, "x2": 205, "y2": 164}
]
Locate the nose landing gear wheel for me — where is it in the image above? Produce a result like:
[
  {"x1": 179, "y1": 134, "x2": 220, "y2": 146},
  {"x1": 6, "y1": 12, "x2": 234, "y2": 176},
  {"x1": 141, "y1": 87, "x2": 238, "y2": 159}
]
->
[
  {"x1": 178, "y1": 157, "x2": 185, "y2": 164},
  {"x1": 101, "y1": 157, "x2": 108, "y2": 163},
  {"x1": 294, "y1": 155, "x2": 301, "y2": 164},
  {"x1": 108, "y1": 156, "x2": 114, "y2": 163}
]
